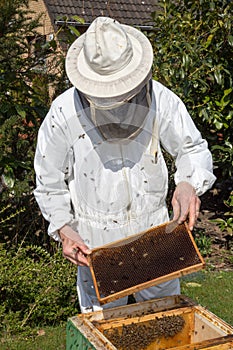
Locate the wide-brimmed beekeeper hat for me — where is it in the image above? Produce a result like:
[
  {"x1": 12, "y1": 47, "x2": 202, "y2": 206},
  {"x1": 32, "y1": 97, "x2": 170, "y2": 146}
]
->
[{"x1": 65, "y1": 17, "x2": 153, "y2": 101}]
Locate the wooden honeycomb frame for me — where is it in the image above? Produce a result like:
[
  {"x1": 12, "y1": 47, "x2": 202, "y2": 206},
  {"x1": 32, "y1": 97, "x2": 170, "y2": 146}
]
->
[{"x1": 88, "y1": 221, "x2": 205, "y2": 305}]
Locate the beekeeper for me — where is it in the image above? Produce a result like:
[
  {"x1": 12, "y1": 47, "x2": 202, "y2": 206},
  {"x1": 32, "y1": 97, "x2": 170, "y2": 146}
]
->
[{"x1": 34, "y1": 17, "x2": 216, "y2": 313}]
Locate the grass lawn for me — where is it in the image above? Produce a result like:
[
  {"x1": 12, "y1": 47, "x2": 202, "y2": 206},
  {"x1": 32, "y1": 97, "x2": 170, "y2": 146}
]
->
[
  {"x1": 1, "y1": 325, "x2": 66, "y2": 350},
  {"x1": 1, "y1": 270, "x2": 232, "y2": 350},
  {"x1": 181, "y1": 269, "x2": 233, "y2": 326}
]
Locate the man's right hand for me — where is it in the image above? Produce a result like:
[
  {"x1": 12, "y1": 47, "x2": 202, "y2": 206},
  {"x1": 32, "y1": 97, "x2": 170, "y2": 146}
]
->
[{"x1": 59, "y1": 225, "x2": 91, "y2": 266}]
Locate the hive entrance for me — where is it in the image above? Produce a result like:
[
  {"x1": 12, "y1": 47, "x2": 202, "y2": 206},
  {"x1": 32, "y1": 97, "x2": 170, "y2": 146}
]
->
[{"x1": 88, "y1": 222, "x2": 205, "y2": 304}]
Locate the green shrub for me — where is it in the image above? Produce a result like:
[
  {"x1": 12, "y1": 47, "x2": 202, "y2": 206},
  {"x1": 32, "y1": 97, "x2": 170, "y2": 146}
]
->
[
  {"x1": 150, "y1": 0, "x2": 233, "y2": 178},
  {"x1": 0, "y1": 0, "x2": 66, "y2": 250},
  {"x1": 0, "y1": 244, "x2": 78, "y2": 337}
]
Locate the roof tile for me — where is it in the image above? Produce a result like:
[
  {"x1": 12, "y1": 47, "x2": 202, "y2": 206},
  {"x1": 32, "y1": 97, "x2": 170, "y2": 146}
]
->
[{"x1": 44, "y1": 0, "x2": 159, "y2": 27}]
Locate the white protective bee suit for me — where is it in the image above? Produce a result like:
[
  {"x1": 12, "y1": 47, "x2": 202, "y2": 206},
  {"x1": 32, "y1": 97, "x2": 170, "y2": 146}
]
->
[{"x1": 34, "y1": 17, "x2": 216, "y2": 313}]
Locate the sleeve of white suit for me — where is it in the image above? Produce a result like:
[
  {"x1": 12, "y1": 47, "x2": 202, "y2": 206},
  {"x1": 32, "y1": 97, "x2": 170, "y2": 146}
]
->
[
  {"x1": 155, "y1": 82, "x2": 216, "y2": 196},
  {"x1": 34, "y1": 103, "x2": 75, "y2": 241}
]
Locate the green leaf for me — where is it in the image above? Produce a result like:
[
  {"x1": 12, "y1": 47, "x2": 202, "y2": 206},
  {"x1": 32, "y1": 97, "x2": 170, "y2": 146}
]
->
[
  {"x1": 15, "y1": 105, "x2": 26, "y2": 118},
  {"x1": 68, "y1": 25, "x2": 81, "y2": 37},
  {"x1": 223, "y1": 88, "x2": 233, "y2": 97},
  {"x1": 182, "y1": 54, "x2": 190, "y2": 68},
  {"x1": 214, "y1": 70, "x2": 223, "y2": 85},
  {"x1": 228, "y1": 35, "x2": 233, "y2": 47},
  {"x1": 205, "y1": 34, "x2": 214, "y2": 48},
  {"x1": 2, "y1": 166, "x2": 15, "y2": 188},
  {"x1": 72, "y1": 15, "x2": 85, "y2": 25}
]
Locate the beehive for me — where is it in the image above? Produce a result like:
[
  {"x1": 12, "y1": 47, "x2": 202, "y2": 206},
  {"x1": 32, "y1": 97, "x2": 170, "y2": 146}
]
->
[
  {"x1": 88, "y1": 222, "x2": 205, "y2": 304},
  {"x1": 66, "y1": 295, "x2": 233, "y2": 350}
]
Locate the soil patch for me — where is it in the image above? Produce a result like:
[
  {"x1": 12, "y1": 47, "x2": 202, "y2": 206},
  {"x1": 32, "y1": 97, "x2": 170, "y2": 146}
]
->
[{"x1": 196, "y1": 178, "x2": 233, "y2": 271}]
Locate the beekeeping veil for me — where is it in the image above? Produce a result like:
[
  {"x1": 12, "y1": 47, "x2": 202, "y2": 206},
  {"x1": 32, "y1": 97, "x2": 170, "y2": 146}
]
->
[{"x1": 65, "y1": 17, "x2": 154, "y2": 142}]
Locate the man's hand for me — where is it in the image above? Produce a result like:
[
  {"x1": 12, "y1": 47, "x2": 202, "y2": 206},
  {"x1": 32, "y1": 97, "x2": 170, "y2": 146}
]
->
[
  {"x1": 59, "y1": 225, "x2": 91, "y2": 266},
  {"x1": 171, "y1": 181, "x2": 201, "y2": 231}
]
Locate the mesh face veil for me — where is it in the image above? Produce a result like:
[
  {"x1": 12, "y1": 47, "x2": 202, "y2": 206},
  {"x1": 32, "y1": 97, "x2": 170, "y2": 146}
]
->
[{"x1": 79, "y1": 78, "x2": 153, "y2": 143}]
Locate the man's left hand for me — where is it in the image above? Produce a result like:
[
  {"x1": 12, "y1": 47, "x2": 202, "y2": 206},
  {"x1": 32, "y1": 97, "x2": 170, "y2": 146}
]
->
[{"x1": 171, "y1": 181, "x2": 201, "y2": 230}]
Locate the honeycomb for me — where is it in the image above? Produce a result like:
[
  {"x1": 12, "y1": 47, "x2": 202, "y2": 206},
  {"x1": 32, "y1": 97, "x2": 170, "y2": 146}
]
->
[
  {"x1": 89, "y1": 222, "x2": 204, "y2": 303},
  {"x1": 102, "y1": 314, "x2": 185, "y2": 350}
]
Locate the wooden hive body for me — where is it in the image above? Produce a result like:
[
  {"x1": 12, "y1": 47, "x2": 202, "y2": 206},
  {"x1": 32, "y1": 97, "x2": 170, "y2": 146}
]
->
[{"x1": 66, "y1": 295, "x2": 233, "y2": 350}]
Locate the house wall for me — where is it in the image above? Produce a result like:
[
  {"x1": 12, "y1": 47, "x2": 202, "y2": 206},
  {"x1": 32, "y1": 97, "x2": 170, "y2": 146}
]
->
[
  {"x1": 28, "y1": 0, "x2": 55, "y2": 42},
  {"x1": 27, "y1": 0, "x2": 67, "y2": 100}
]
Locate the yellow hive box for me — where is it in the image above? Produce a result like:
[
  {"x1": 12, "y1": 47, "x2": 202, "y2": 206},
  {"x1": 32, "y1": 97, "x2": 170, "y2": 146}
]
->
[{"x1": 66, "y1": 295, "x2": 233, "y2": 350}]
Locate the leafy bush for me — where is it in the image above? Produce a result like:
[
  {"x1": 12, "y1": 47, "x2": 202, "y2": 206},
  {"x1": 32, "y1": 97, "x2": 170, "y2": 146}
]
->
[
  {"x1": 0, "y1": 0, "x2": 65, "y2": 193},
  {"x1": 212, "y1": 191, "x2": 233, "y2": 249},
  {"x1": 0, "y1": 0, "x2": 66, "y2": 248},
  {"x1": 0, "y1": 244, "x2": 78, "y2": 337},
  {"x1": 193, "y1": 229, "x2": 212, "y2": 256},
  {"x1": 150, "y1": 0, "x2": 233, "y2": 178},
  {"x1": 0, "y1": 5, "x2": 80, "y2": 338}
]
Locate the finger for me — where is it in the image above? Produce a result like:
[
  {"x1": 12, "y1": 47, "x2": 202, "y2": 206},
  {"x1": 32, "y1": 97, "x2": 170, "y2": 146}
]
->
[
  {"x1": 78, "y1": 252, "x2": 90, "y2": 266},
  {"x1": 177, "y1": 201, "x2": 189, "y2": 224},
  {"x1": 72, "y1": 247, "x2": 91, "y2": 265},
  {"x1": 63, "y1": 253, "x2": 79, "y2": 265},
  {"x1": 188, "y1": 196, "x2": 201, "y2": 231},
  {"x1": 178, "y1": 207, "x2": 189, "y2": 224},
  {"x1": 71, "y1": 247, "x2": 79, "y2": 255},
  {"x1": 71, "y1": 247, "x2": 90, "y2": 266},
  {"x1": 64, "y1": 247, "x2": 79, "y2": 262},
  {"x1": 178, "y1": 191, "x2": 194, "y2": 224},
  {"x1": 78, "y1": 243, "x2": 92, "y2": 255},
  {"x1": 63, "y1": 252, "x2": 88, "y2": 266},
  {"x1": 172, "y1": 197, "x2": 181, "y2": 222},
  {"x1": 188, "y1": 197, "x2": 197, "y2": 231}
]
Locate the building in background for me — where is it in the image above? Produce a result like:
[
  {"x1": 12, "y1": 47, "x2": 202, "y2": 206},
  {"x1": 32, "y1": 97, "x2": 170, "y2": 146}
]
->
[{"x1": 29, "y1": 0, "x2": 159, "y2": 52}]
